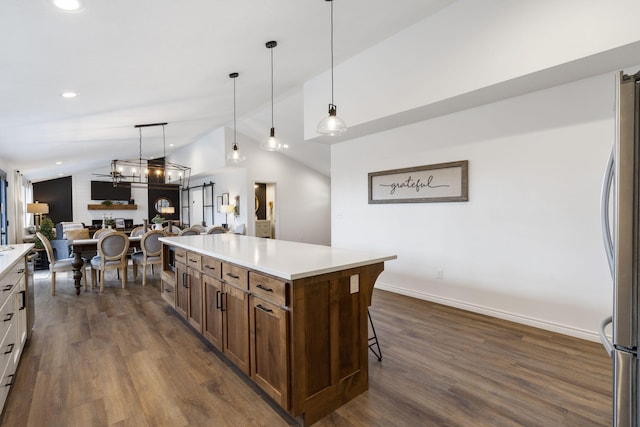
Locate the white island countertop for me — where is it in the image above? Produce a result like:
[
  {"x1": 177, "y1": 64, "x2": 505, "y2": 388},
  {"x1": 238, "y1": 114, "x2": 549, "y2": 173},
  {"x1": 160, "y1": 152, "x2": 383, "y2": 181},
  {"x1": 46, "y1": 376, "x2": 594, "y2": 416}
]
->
[
  {"x1": 0, "y1": 244, "x2": 34, "y2": 278},
  {"x1": 160, "y1": 234, "x2": 397, "y2": 281}
]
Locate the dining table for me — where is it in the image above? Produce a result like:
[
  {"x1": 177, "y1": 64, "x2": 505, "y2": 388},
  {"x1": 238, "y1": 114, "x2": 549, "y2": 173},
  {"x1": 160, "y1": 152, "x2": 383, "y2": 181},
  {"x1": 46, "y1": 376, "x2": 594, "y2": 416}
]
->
[{"x1": 68, "y1": 235, "x2": 142, "y2": 295}]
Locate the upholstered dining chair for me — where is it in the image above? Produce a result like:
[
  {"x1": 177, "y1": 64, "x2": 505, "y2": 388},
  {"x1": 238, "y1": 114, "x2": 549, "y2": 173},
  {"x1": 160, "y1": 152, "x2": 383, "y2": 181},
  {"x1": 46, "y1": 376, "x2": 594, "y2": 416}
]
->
[
  {"x1": 178, "y1": 227, "x2": 199, "y2": 236},
  {"x1": 132, "y1": 230, "x2": 164, "y2": 286},
  {"x1": 90, "y1": 231, "x2": 130, "y2": 292},
  {"x1": 129, "y1": 225, "x2": 148, "y2": 237},
  {"x1": 191, "y1": 224, "x2": 206, "y2": 233},
  {"x1": 36, "y1": 231, "x2": 88, "y2": 295},
  {"x1": 206, "y1": 226, "x2": 226, "y2": 234},
  {"x1": 93, "y1": 227, "x2": 115, "y2": 239},
  {"x1": 163, "y1": 224, "x2": 181, "y2": 235}
]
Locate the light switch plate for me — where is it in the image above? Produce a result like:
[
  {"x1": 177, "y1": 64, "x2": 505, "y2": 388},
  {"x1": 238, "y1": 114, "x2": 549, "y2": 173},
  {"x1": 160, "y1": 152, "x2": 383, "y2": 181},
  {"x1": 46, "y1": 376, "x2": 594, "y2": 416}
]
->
[{"x1": 350, "y1": 274, "x2": 359, "y2": 294}]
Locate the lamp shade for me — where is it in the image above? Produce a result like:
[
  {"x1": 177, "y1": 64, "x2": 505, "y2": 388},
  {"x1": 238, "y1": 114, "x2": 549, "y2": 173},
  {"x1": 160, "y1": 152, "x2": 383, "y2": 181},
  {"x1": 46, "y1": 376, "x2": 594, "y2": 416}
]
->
[
  {"x1": 27, "y1": 202, "x2": 49, "y2": 215},
  {"x1": 160, "y1": 206, "x2": 175, "y2": 214},
  {"x1": 221, "y1": 205, "x2": 235, "y2": 214}
]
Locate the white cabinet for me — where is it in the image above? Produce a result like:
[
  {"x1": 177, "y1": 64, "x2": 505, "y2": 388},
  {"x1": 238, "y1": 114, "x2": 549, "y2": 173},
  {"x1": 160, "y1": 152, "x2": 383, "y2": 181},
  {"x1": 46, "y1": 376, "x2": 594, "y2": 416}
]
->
[
  {"x1": 255, "y1": 220, "x2": 271, "y2": 238},
  {"x1": 0, "y1": 245, "x2": 33, "y2": 415}
]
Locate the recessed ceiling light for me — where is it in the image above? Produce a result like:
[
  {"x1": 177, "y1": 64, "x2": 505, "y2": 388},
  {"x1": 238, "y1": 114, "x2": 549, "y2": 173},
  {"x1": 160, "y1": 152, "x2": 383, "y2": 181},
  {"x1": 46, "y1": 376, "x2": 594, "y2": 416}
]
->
[
  {"x1": 61, "y1": 92, "x2": 77, "y2": 98},
  {"x1": 55, "y1": 161, "x2": 62, "y2": 165},
  {"x1": 53, "y1": 0, "x2": 84, "y2": 12},
  {"x1": 283, "y1": 144, "x2": 289, "y2": 149},
  {"x1": 169, "y1": 143, "x2": 174, "y2": 147},
  {"x1": 58, "y1": 173, "x2": 64, "y2": 176}
]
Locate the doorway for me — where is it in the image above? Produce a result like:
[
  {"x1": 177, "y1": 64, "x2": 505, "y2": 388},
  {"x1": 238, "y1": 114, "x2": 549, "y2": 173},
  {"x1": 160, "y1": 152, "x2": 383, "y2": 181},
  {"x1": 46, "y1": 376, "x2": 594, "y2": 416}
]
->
[{"x1": 254, "y1": 182, "x2": 276, "y2": 238}]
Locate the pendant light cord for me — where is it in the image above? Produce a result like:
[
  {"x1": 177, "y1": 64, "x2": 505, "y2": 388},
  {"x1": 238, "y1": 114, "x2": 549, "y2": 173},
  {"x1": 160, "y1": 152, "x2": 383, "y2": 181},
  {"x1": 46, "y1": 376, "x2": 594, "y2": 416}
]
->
[
  {"x1": 270, "y1": 46, "x2": 274, "y2": 128},
  {"x1": 162, "y1": 124, "x2": 166, "y2": 158},
  {"x1": 330, "y1": 0, "x2": 334, "y2": 105},
  {"x1": 233, "y1": 76, "x2": 237, "y2": 144}
]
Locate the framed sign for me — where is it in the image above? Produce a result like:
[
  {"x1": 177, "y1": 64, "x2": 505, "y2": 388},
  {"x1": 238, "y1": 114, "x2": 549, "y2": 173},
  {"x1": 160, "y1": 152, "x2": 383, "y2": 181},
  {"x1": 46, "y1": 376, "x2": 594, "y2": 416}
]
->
[
  {"x1": 368, "y1": 160, "x2": 468, "y2": 204},
  {"x1": 216, "y1": 196, "x2": 223, "y2": 213}
]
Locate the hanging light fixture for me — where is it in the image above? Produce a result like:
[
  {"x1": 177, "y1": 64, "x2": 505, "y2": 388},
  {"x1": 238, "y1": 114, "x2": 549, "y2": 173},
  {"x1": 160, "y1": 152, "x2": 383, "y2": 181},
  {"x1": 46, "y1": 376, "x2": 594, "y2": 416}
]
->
[
  {"x1": 97, "y1": 122, "x2": 191, "y2": 188},
  {"x1": 261, "y1": 41, "x2": 283, "y2": 152},
  {"x1": 317, "y1": 0, "x2": 347, "y2": 136},
  {"x1": 226, "y1": 72, "x2": 246, "y2": 163}
]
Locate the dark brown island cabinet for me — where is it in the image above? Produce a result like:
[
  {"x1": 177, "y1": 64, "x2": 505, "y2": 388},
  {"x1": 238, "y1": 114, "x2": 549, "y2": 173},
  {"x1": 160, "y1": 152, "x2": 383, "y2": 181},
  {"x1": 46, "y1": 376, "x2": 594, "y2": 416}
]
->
[{"x1": 160, "y1": 234, "x2": 396, "y2": 425}]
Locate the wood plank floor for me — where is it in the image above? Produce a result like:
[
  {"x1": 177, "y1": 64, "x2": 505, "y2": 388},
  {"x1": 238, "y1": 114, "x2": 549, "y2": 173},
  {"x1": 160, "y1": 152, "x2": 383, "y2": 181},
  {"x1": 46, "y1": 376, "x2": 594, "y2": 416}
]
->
[{"x1": 0, "y1": 269, "x2": 612, "y2": 426}]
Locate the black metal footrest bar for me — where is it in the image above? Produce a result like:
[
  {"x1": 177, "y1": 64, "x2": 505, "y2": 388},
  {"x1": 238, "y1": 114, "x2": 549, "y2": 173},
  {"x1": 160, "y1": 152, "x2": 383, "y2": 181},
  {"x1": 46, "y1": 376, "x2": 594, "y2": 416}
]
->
[{"x1": 368, "y1": 309, "x2": 382, "y2": 361}]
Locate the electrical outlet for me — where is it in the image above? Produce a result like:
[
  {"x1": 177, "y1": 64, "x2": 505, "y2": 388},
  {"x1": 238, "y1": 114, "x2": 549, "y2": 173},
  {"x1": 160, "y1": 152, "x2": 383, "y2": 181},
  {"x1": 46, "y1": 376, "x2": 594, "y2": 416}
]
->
[
  {"x1": 436, "y1": 269, "x2": 444, "y2": 280},
  {"x1": 350, "y1": 274, "x2": 359, "y2": 293}
]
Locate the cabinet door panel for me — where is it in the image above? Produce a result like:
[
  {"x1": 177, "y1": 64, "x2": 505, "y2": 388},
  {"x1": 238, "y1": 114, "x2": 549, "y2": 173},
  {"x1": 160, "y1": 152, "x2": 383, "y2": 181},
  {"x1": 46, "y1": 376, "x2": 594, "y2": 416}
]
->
[
  {"x1": 250, "y1": 296, "x2": 289, "y2": 408},
  {"x1": 223, "y1": 284, "x2": 250, "y2": 374},
  {"x1": 187, "y1": 268, "x2": 202, "y2": 332},
  {"x1": 203, "y1": 275, "x2": 223, "y2": 350},
  {"x1": 175, "y1": 262, "x2": 188, "y2": 317}
]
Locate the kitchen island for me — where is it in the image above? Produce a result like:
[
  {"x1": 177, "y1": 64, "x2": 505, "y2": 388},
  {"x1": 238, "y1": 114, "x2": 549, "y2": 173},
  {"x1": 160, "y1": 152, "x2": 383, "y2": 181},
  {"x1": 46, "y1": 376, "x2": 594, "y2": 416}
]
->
[{"x1": 159, "y1": 234, "x2": 396, "y2": 425}]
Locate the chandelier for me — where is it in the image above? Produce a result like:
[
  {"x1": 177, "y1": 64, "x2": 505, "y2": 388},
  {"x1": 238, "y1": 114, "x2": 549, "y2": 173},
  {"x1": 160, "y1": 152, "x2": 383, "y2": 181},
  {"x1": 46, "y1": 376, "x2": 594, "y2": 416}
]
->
[{"x1": 108, "y1": 122, "x2": 191, "y2": 187}]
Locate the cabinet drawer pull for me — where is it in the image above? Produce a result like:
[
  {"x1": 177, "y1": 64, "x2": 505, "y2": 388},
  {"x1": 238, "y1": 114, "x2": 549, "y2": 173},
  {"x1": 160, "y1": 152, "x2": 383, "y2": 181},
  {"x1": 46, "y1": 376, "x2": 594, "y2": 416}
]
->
[
  {"x1": 164, "y1": 287, "x2": 172, "y2": 293},
  {"x1": 4, "y1": 343, "x2": 14, "y2": 355},
  {"x1": 17, "y1": 269, "x2": 24, "y2": 274},
  {"x1": 216, "y1": 290, "x2": 222, "y2": 309},
  {"x1": 205, "y1": 265, "x2": 216, "y2": 270},
  {"x1": 256, "y1": 284, "x2": 273, "y2": 292},
  {"x1": 182, "y1": 273, "x2": 189, "y2": 288},
  {"x1": 226, "y1": 272, "x2": 240, "y2": 280},
  {"x1": 189, "y1": 258, "x2": 198, "y2": 263},
  {"x1": 19, "y1": 290, "x2": 26, "y2": 310},
  {"x1": 3, "y1": 313, "x2": 13, "y2": 322},
  {"x1": 256, "y1": 304, "x2": 273, "y2": 313},
  {"x1": 2, "y1": 285, "x2": 12, "y2": 292},
  {"x1": 5, "y1": 374, "x2": 14, "y2": 387}
]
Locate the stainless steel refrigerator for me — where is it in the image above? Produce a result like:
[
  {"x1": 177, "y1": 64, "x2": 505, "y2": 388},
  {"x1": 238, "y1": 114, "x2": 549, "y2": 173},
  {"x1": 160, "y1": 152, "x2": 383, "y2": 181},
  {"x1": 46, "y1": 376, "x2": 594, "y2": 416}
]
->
[{"x1": 600, "y1": 69, "x2": 640, "y2": 427}]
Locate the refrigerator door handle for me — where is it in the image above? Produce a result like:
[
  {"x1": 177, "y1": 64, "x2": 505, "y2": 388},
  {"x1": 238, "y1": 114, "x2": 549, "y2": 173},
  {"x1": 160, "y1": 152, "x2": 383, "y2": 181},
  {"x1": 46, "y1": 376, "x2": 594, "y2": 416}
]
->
[
  {"x1": 601, "y1": 146, "x2": 615, "y2": 278},
  {"x1": 600, "y1": 315, "x2": 614, "y2": 357},
  {"x1": 614, "y1": 349, "x2": 638, "y2": 426}
]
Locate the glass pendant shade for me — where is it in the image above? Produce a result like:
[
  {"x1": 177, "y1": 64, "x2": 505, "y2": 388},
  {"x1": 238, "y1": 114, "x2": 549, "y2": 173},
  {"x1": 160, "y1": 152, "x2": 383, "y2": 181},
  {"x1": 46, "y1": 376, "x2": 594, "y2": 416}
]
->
[
  {"x1": 262, "y1": 41, "x2": 284, "y2": 152},
  {"x1": 318, "y1": 0, "x2": 347, "y2": 136},
  {"x1": 227, "y1": 72, "x2": 246, "y2": 163},
  {"x1": 260, "y1": 127, "x2": 282, "y2": 152},
  {"x1": 317, "y1": 104, "x2": 347, "y2": 136},
  {"x1": 226, "y1": 143, "x2": 246, "y2": 163}
]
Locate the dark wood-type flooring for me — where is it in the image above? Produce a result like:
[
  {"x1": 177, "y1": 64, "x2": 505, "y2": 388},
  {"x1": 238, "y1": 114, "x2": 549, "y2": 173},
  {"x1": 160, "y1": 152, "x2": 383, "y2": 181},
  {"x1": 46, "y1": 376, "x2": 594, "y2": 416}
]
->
[{"x1": 0, "y1": 269, "x2": 612, "y2": 426}]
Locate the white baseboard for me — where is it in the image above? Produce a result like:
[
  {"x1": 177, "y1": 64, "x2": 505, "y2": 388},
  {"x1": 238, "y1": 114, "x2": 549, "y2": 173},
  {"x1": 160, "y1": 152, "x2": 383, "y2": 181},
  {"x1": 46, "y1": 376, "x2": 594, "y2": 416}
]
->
[{"x1": 375, "y1": 282, "x2": 601, "y2": 343}]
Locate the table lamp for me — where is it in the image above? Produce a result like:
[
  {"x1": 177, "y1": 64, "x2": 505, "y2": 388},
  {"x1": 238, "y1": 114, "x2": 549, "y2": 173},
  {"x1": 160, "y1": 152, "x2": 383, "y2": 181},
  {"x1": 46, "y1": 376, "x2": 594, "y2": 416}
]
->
[
  {"x1": 26, "y1": 202, "x2": 49, "y2": 227},
  {"x1": 221, "y1": 205, "x2": 234, "y2": 230}
]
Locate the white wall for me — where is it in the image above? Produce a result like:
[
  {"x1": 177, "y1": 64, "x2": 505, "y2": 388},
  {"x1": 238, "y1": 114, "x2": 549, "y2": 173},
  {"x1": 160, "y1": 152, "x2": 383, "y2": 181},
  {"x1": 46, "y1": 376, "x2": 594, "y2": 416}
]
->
[
  {"x1": 171, "y1": 126, "x2": 331, "y2": 245},
  {"x1": 332, "y1": 72, "x2": 616, "y2": 340},
  {"x1": 304, "y1": 0, "x2": 640, "y2": 141}
]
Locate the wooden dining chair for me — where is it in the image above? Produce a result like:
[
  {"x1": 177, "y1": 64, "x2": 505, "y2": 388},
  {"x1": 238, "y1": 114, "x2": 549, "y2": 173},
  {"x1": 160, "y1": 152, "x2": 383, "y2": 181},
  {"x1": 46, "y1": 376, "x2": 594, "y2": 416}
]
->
[
  {"x1": 90, "y1": 231, "x2": 130, "y2": 292},
  {"x1": 93, "y1": 228, "x2": 115, "y2": 239},
  {"x1": 206, "y1": 226, "x2": 226, "y2": 234},
  {"x1": 36, "y1": 232, "x2": 88, "y2": 295},
  {"x1": 178, "y1": 227, "x2": 199, "y2": 236},
  {"x1": 132, "y1": 230, "x2": 164, "y2": 286},
  {"x1": 129, "y1": 225, "x2": 148, "y2": 237}
]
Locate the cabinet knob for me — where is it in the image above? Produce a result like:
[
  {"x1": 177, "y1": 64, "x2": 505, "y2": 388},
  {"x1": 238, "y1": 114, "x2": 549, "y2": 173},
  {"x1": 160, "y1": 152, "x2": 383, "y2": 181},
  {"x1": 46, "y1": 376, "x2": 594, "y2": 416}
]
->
[{"x1": 3, "y1": 313, "x2": 13, "y2": 322}]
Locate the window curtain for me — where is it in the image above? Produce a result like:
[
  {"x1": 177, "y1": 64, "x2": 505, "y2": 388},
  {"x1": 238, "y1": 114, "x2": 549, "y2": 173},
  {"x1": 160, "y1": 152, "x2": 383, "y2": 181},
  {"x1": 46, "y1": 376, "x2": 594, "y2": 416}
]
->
[{"x1": 12, "y1": 170, "x2": 28, "y2": 243}]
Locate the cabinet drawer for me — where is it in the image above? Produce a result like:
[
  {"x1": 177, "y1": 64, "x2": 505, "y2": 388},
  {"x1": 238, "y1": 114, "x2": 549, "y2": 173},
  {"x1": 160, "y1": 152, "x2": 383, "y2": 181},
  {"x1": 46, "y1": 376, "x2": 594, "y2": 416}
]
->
[
  {"x1": 202, "y1": 257, "x2": 221, "y2": 279},
  {"x1": 161, "y1": 278, "x2": 175, "y2": 307},
  {"x1": 0, "y1": 265, "x2": 24, "y2": 309},
  {"x1": 174, "y1": 247, "x2": 187, "y2": 265},
  {"x1": 0, "y1": 298, "x2": 15, "y2": 347},
  {"x1": 249, "y1": 272, "x2": 287, "y2": 307},
  {"x1": 187, "y1": 252, "x2": 202, "y2": 271},
  {"x1": 222, "y1": 263, "x2": 248, "y2": 289}
]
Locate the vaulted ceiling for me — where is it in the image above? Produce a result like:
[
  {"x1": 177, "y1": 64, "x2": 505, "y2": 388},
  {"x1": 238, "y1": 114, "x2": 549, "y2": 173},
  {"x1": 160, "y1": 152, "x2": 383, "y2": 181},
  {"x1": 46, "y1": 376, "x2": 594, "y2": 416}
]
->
[{"x1": 0, "y1": 0, "x2": 457, "y2": 181}]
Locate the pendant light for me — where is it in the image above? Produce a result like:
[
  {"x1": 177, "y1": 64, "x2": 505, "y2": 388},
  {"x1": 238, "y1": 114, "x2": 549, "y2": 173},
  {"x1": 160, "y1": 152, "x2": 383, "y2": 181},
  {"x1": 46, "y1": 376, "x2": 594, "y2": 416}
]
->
[
  {"x1": 317, "y1": 0, "x2": 347, "y2": 136},
  {"x1": 226, "y1": 72, "x2": 246, "y2": 163},
  {"x1": 261, "y1": 41, "x2": 283, "y2": 152}
]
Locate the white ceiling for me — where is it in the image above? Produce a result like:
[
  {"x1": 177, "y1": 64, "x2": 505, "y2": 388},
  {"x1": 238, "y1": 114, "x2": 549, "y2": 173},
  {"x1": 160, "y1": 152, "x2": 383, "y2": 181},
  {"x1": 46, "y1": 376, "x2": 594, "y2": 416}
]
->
[{"x1": 0, "y1": 0, "x2": 457, "y2": 182}]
